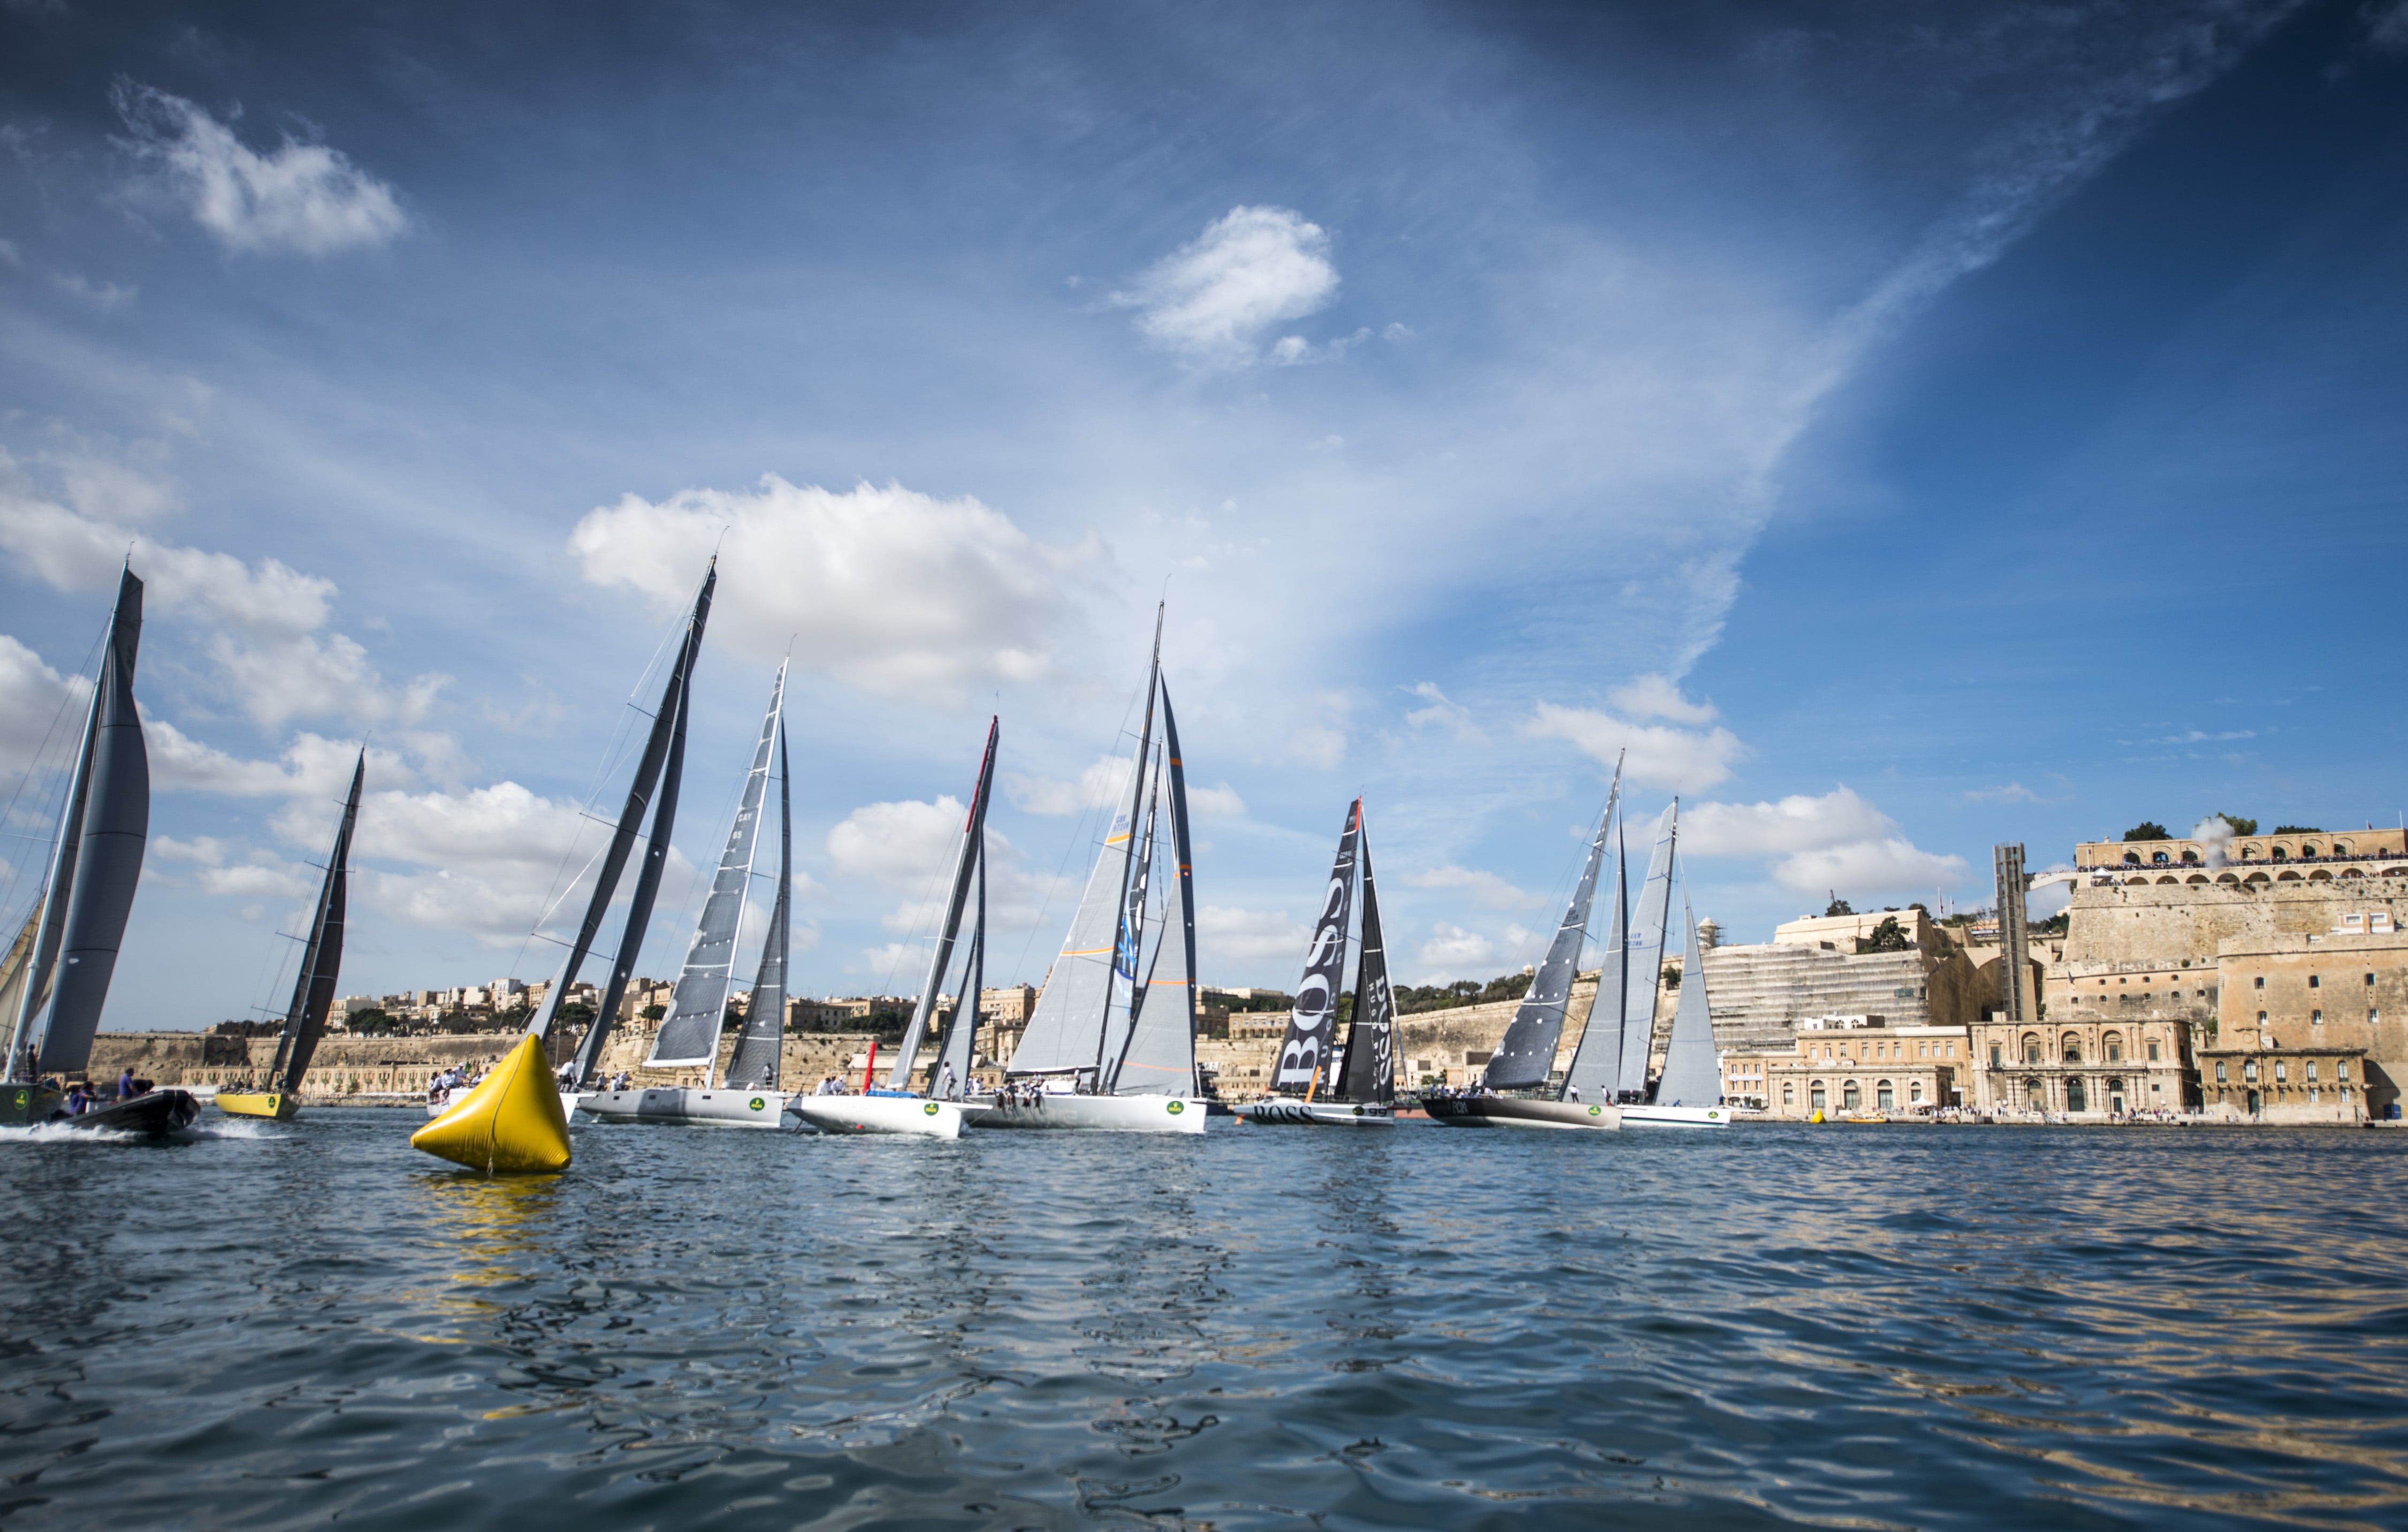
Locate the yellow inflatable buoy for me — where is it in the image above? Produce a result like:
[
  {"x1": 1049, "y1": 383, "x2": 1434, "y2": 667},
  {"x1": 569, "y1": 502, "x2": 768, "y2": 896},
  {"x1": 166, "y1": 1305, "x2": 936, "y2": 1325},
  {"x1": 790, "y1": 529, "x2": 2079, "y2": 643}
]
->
[
  {"x1": 410, "y1": 1034, "x2": 570, "y2": 1175},
  {"x1": 1808, "y1": 1108, "x2": 1826, "y2": 1124}
]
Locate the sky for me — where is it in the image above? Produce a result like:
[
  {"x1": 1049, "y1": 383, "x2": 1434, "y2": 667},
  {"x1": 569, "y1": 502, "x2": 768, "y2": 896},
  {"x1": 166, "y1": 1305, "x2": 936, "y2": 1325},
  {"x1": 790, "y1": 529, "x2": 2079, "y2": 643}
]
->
[{"x1": 3, "y1": 0, "x2": 2406, "y2": 1027}]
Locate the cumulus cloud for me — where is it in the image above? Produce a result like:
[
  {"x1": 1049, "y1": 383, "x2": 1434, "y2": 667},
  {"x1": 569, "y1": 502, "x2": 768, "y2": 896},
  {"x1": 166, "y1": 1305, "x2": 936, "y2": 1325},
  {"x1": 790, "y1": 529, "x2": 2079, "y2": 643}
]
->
[
  {"x1": 1523, "y1": 702, "x2": 1743, "y2": 790},
  {"x1": 1415, "y1": 921, "x2": 1497, "y2": 980},
  {"x1": 0, "y1": 635, "x2": 82, "y2": 778},
  {"x1": 113, "y1": 82, "x2": 407, "y2": 255},
  {"x1": 1403, "y1": 681, "x2": 1482, "y2": 742},
  {"x1": 1004, "y1": 755, "x2": 1130, "y2": 817},
  {"x1": 569, "y1": 476, "x2": 1086, "y2": 699},
  {"x1": 1682, "y1": 787, "x2": 1969, "y2": 899},
  {"x1": 1607, "y1": 674, "x2": 1718, "y2": 726},
  {"x1": 1114, "y1": 205, "x2": 1338, "y2": 364},
  {"x1": 1186, "y1": 782, "x2": 1246, "y2": 818},
  {"x1": 1400, "y1": 864, "x2": 1542, "y2": 910},
  {"x1": 1196, "y1": 904, "x2": 1308, "y2": 967},
  {"x1": 347, "y1": 781, "x2": 601, "y2": 944},
  {"x1": 1963, "y1": 781, "x2": 2044, "y2": 804},
  {"x1": 826, "y1": 795, "x2": 1049, "y2": 936}
]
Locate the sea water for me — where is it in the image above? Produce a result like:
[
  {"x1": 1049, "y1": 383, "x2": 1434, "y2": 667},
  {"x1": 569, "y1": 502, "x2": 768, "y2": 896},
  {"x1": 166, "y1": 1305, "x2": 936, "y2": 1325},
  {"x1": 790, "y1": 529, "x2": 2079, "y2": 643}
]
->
[{"x1": 3, "y1": 1114, "x2": 2404, "y2": 1529}]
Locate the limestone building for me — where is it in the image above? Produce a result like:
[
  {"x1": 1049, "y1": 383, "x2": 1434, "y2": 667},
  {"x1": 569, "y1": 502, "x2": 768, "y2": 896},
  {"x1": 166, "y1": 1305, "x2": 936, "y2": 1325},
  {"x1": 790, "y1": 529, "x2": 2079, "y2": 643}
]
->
[
  {"x1": 1727, "y1": 1019, "x2": 1967, "y2": 1118},
  {"x1": 1701, "y1": 906, "x2": 2005, "y2": 1054}
]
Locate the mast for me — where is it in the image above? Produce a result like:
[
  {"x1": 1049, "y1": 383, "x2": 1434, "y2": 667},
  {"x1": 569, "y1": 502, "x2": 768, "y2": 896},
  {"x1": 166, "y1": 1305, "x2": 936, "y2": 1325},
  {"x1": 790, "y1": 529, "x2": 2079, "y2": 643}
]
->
[
  {"x1": 1482, "y1": 764, "x2": 1618, "y2": 1092},
  {"x1": 1558, "y1": 753, "x2": 1629, "y2": 1101},
  {"x1": 1332, "y1": 806, "x2": 1395, "y2": 1104},
  {"x1": 1273, "y1": 799, "x2": 1359, "y2": 1094},
  {"x1": 724, "y1": 723, "x2": 792, "y2": 1091},
  {"x1": 268, "y1": 751, "x2": 364, "y2": 1094},
  {"x1": 530, "y1": 561, "x2": 715, "y2": 1043},
  {"x1": 12, "y1": 567, "x2": 148, "y2": 1077},
  {"x1": 650, "y1": 661, "x2": 788, "y2": 1068},
  {"x1": 570, "y1": 653, "x2": 695, "y2": 1088},
  {"x1": 888, "y1": 717, "x2": 999, "y2": 1089},
  {"x1": 1615, "y1": 799, "x2": 1680, "y2": 1098}
]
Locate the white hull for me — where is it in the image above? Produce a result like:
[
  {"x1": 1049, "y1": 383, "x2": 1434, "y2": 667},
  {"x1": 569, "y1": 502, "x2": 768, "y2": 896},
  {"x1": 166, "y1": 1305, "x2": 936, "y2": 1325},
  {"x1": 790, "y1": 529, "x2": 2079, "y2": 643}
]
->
[
  {"x1": 784, "y1": 1094, "x2": 975, "y2": 1138},
  {"x1": 577, "y1": 1086, "x2": 793, "y2": 1129},
  {"x1": 1234, "y1": 1099, "x2": 1394, "y2": 1125},
  {"x1": 1620, "y1": 1103, "x2": 1731, "y2": 1129},
  {"x1": 967, "y1": 1093, "x2": 1207, "y2": 1133}
]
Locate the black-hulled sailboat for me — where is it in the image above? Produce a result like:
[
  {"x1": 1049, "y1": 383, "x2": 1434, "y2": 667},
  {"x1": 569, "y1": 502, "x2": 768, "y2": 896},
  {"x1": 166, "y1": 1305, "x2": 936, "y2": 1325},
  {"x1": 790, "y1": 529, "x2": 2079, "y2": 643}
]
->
[
  {"x1": 1, "y1": 568, "x2": 197, "y2": 1136},
  {"x1": 219, "y1": 751, "x2": 364, "y2": 1121},
  {"x1": 976, "y1": 608, "x2": 1205, "y2": 1132},
  {"x1": 788, "y1": 716, "x2": 997, "y2": 1138},
  {"x1": 1427, "y1": 754, "x2": 1627, "y2": 1131},
  {"x1": 583, "y1": 661, "x2": 802, "y2": 1129},
  {"x1": 1237, "y1": 798, "x2": 1399, "y2": 1124}
]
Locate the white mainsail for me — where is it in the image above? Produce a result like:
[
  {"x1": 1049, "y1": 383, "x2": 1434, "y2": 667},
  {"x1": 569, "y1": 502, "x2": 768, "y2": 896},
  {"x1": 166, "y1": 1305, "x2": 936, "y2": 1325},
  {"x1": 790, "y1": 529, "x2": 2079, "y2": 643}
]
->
[
  {"x1": 1110, "y1": 733, "x2": 1196, "y2": 1096},
  {"x1": 1616, "y1": 800, "x2": 1679, "y2": 1097},
  {"x1": 1655, "y1": 860, "x2": 1720, "y2": 1107},
  {"x1": 649, "y1": 662, "x2": 786, "y2": 1066},
  {"x1": 723, "y1": 724, "x2": 791, "y2": 1091}
]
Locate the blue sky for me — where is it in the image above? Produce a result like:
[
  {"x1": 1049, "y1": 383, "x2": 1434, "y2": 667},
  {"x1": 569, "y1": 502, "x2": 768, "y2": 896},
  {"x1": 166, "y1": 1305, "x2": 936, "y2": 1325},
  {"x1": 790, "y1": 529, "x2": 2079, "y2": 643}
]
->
[{"x1": 3, "y1": 0, "x2": 2404, "y2": 1027}]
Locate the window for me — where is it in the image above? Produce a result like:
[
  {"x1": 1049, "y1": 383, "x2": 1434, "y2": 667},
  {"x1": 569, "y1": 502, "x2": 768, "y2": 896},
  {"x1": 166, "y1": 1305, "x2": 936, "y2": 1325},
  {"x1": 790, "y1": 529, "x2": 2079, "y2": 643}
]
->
[
  {"x1": 1991, "y1": 1044, "x2": 2003, "y2": 1068},
  {"x1": 2106, "y1": 1037, "x2": 2123, "y2": 1062},
  {"x1": 2274, "y1": 1061, "x2": 2288, "y2": 1083},
  {"x1": 1842, "y1": 1081, "x2": 1861, "y2": 1110},
  {"x1": 2244, "y1": 1061, "x2": 2258, "y2": 1082},
  {"x1": 2215, "y1": 1061, "x2": 2228, "y2": 1083},
  {"x1": 2258, "y1": 1011, "x2": 2268, "y2": 1025},
  {"x1": 1810, "y1": 1082, "x2": 1826, "y2": 1109},
  {"x1": 1909, "y1": 1080, "x2": 1924, "y2": 1103},
  {"x1": 2339, "y1": 1061, "x2": 2351, "y2": 1083},
  {"x1": 2255, "y1": 976, "x2": 2265, "y2": 989},
  {"x1": 2026, "y1": 1079, "x2": 2045, "y2": 1110},
  {"x1": 2310, "y1": 1088, "x2": 2320, "y2": 1105},
  {"x1": 2312, "y1": 1010, "x2": 2323, "y2": 1026},
  {"x1": 2309, "y1": 974, "x2": 2321, "y2": 989},
  {"x1": 1947, "y1": 1042, "x2": 1956, "y2": 1059},
  {"x1": 2148, "y1": 1041, "x2": 2161, "y2": 1062},
  {"x1": 2306, "y1": 1060, "x2": 2319, "y2": 1081},
  {"x1": 1876, "y1": 1080, "x2": 1894, "y2": 1110},
  {"x1": 2024, "y1": 1039, "x2": 2040, "y2": 1064},
  {"x1": 1783, "y1": 1083, "x2": 1795, "y2": 1106},
  {"x1": 2368, "y1": 972, "x2": 2378, "y2": 986},
  {"x1": 2062, "y1": 1039, "x2": 2082, "y2": 1064},
  {"x1": 2373, "y1": 1009, "x2": 2382, "y2": 1025},
  {"x1": 2067, "y1": 1078, "x2": 2087, "y2": 1112}
]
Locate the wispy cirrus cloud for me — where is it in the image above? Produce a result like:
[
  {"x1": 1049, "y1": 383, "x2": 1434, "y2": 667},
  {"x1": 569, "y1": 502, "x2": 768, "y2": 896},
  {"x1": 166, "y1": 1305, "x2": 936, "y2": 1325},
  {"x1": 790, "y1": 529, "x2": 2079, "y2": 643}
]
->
[
  {"x1": 1114, "y1": 205, "x2": 1338, "y2": 365},
  {"x1": 112, "y1": 82, "x2": 407, "y2": 256}
]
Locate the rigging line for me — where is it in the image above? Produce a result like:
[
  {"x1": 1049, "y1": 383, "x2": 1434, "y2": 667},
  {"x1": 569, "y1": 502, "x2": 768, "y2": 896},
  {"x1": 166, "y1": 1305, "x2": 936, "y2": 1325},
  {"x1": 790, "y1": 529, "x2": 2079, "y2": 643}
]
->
[
  {"x1": 0, "y1": 625, "x2": 109, "y2": 921},
  {"x1": 1004, "y1": 650, "x2": 1154, "y2": 987}
]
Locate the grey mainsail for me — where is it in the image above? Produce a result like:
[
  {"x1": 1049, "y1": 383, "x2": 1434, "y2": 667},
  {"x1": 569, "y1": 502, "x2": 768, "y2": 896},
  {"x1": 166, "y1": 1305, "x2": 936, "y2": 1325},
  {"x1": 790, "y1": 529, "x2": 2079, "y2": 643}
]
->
[
  {"x1": 723, "y1": 724, "x2": 791, "y2": 1091},
  {"x1": 1274, "y1": 799, "x2": 1358, "y2": 1093},
  {"x1": 1109, "y1": 709, "x2": 1197, "y2": 1096},
  {"x1": 930, "y1": 855, "x2": 984, "y2": 1097},
  {"x1": 652, "y1": 662, "x2": 787, "y2": 1066},
  {"x1": 533, "y1": 561, "x2": 714, "y2": 1055},
  {"x1": 1482, "y1": 779, "x2": 1617, "y2": 1091},
  {"x1": 1332, "y1": 809, "x2": 1394, "y2": 1105},
  {"x1": 1558, "y1": 835, "x2": 1628, "y2": 1102},
  {"x1": 1616, "y1": 801, "x2": 1679, "y2": 1097},
  {"x1": 266, "y1": 751, "x2": 364, "y2": 1093},
  {"x1": 14, "y1": 568, "x2": 149, "y2": 1076},
  {"x1": 1655, "y1": 861, "x2": 1719, "y2": 1106},
  {"x1": 888, "y1": 717, "x2": 998, "y2": 1088}
]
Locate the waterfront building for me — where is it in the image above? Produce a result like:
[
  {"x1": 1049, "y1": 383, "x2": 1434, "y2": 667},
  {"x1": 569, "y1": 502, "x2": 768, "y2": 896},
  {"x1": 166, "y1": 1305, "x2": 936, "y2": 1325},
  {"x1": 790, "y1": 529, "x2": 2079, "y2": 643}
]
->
[
  {"x1": 2075, "y1": 827, "x2": 2408, "y2": 885},
  {"x1": 1728, "y1": 1020, "x2": 1967, "y2": 1118}
]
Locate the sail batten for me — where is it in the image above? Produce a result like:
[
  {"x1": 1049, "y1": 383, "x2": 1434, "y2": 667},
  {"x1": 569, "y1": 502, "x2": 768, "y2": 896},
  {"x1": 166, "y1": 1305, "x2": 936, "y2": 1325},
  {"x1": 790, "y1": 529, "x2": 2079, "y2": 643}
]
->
[{"x1": 651, "y1": 662, "x2": 787, "y2": 1067}]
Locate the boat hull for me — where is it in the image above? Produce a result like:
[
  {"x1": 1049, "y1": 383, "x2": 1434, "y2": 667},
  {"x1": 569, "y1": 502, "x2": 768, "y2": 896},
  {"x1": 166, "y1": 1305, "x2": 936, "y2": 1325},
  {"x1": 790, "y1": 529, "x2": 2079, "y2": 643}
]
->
[
  {"x1": 578, "y1": 1086, "x2": 792, "y2": 1130},
  {"x1": 1234, "y1": 1099, "x2": 1395, "y2": 1125},
  {"x1": 215, "y1": 1091, "x2": 299, "y2": 1121},
  {"x1": 1427, "y1": 1094, "x2": 1621, "y2": 1131},
  {"x1": 967, "y1": 1093, "x2": 1208, "y2": 1133},
  {"x1": 40, "y1": 1089, "x2": 202, "y2": 1137},
  {"x1": 1620, "y1": 1103, "x2": 1731, "y2": 1129},
  {"x1": 0, "y1": 1083, "x2": 65, "y2": 1126},
  {"x1": 784, "y1": 1094, "x2": 974, "y2": 1138}
]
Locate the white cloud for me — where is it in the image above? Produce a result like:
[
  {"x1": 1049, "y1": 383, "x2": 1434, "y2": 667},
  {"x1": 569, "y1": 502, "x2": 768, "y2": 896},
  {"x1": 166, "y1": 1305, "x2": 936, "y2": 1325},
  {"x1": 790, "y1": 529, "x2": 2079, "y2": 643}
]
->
[
  {"x1": 1415, "y1": 921, "x2": 1497, "y2": 980},
  {"x1": 113, "y1": 82, "x2": 407, "y2": 256},
  {"x1": 1004, "y1": 754, "x2": 1130, "y2": 817},
  {"x1": 347, "y1": 781, "x2": 598, "y2": 944},
  {"x1": 51, "y1": 273, "x2": 137, "y2": 311},
  {"x1": 1186, "y1": 782, "x2": 1246, "y2": 818},
  {"x1": 1114, "y1": 205, "x2": 1338, "y2": 364},
  {"x1": 826, "y1": 795, "x2": 1051, "y2": 937},
  {"x1": 1403, "y1": 681, "x2": 1481, "y2": 743},
  {"x1": 0, "y1": 634, "x2": 82, "y2": 778},
  {"x1": 1607, "y1": 674, "x2": 1718, "y2": 726},
  {"x1": 569, "y1": 476, "x2": 1086, "y2": 699},
  {"x1": 1963, "y1": 781, "x2": 2043, "y2": 804},
  {"x1": 1682, "y1": 787, "x2": 1969, "y2": 900},
  {"x1": 1400, "y1": 864, "x2": 1542, "y2": 910},
  {"x1": 1195, "y1": 904, "x2": 1308, "y2": 969},
  {"x1": 1523, "y1": 702, "x2": 1743, "y2": 790}
]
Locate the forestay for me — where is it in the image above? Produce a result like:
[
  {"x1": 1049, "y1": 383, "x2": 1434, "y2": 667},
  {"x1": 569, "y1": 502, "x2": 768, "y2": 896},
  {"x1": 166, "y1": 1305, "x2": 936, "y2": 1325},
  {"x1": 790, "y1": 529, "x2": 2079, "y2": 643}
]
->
[{"x1": 651, "y1": 662, "x2": 787, "y2": 1066}]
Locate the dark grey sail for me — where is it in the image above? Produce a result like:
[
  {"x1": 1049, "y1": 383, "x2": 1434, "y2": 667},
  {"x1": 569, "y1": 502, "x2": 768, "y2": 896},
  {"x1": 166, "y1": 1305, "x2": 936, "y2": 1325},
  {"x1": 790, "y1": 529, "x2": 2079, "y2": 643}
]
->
[
  {"x1": 723, "y1": 724, "x2": 790, "y2": 1091},
  {"x1": 573, "y1": 674, "x2": 691, "y2": 1088},
  {"x1": 1108, "y1": 687, "x2": 1198, "y2": 1096},
  {"x1": 265, "y1": 751, "x2": 364, "y2": 1094},
  {"x1": 652, "y1": 662, "x2": 787, "y2": 1066},
  {"x1": 12, "y1": 568, "x2": 149, "y2": 1076},
  {"x1": 531, "y1": 561, "x2": 714, "y2": 1061},
  {"x1": 1557, "y1": 753, "x2": 1627, "y2": 1101},
  {"x1": 1273, "y1": 799, "x2": 1359, "y2": 1093},
  {"x1": 1482, "y1": 781, "x2": 1617, "y2": 1091},
  {"x1": 888, "y1": 717, "x2": 998, "y2": 1089},
  {"x1": 1332, "y1": 809, "x2": 1394, "y2": 1105},
  {"x1": 930, "y1": 856, "x2": 984, "y2": 1097}
]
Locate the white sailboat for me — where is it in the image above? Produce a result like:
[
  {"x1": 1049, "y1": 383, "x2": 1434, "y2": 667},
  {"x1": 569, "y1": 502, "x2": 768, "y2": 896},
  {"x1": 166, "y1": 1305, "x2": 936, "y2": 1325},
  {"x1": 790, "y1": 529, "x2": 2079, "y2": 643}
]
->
[
  {"x1": 1619, "y1": 832, "x2": 1730, "y2": 1129},
  {"x1": 1236, "y1": 798, "x2": 1399, "y2": 1125},
  {"x1": 786, "y1": 717, "x2": 996, "y2": 1140},
  {"x1": 970, "y1": 609, "x2": 1205, "y2": 1133},
  {"x1": 582, "y1": 661, "x2": 801, "y2": 1130}
]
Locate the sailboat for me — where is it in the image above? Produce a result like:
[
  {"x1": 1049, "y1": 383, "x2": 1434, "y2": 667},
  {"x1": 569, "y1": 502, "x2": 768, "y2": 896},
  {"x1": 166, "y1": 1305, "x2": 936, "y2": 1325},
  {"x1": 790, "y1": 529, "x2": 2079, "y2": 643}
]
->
[
  {"x1": 972, "y1": 609, "x2": 1205, "y2": 1133},
  {"x1": 219, "y1": 751, "x2": 364, "y2": 1120},
  {"x1": 415, "y1": 559, "x2": 715, "y2": 1170},
  {"x1": 0, "y1": 568, "x2": 197, "y2": 1137},
  {"x1": 1237, "y1": 798, "x2": 1399, "y2": 1125},
  {"x1": 1618, "y1": 815, "x2": 1729, "y2": 1129},
  {"x1": 787, "y1": 717, "x2": 996, "y2": 1139},
  {"x1": 582, "y1": 661, "x2": 800, "y2": 1130},
  {"x1": 1428, "y1": 755, "x2": 1626, "y2": 1131}
]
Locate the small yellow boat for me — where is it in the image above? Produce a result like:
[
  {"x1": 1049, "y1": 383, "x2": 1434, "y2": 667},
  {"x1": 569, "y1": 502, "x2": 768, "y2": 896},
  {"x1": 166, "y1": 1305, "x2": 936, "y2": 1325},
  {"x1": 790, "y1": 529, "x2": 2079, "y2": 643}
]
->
[
  {"x1": 216, "y1": 1090, "x2": 299, "y2": 1121},
  {"x1": 412, "y1": 1033, "x2": 570, "y2": 1175}
]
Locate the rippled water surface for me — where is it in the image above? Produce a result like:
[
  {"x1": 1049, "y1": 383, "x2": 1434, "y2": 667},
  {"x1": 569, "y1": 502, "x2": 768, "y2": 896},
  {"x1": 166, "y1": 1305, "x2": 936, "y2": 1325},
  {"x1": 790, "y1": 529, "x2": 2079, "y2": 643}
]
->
[{"x1": 4, "y1": 1114, "x2": 2406, "y2": 1529}]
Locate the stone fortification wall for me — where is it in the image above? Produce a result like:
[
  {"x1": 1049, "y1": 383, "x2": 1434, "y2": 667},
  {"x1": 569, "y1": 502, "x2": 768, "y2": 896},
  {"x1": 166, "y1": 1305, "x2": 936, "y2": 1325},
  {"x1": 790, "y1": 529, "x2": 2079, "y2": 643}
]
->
[{"x1": 2061, "y1": 878, "x2": 2408, "y2": 969}]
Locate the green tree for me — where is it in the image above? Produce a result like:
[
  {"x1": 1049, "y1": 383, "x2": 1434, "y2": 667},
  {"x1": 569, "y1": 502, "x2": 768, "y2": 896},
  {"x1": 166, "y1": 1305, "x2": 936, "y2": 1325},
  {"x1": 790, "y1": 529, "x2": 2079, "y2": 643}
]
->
[
  {"x1": 1660, "y1": 961, "x2": 1682, "y2": 990},
  {"x1": 640, "y1": 1004, "x2": 667, "y2": 1022},
  {"x1": 2121, "y1": 821, "x2": 2172, "y2": 842},
  {"x1": 2211, "y1": 814, "x2": 2257, "y2": 836},
  {"x1": 1855, "y1": 916, "x2": 1910, "y2": 954},
  {"x1": 2270, "y1": 825, "x2": 2322, "y2": 836},
  {"x1": 1824, "y1": 896, "x2": 1855, "y2": 917}
]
